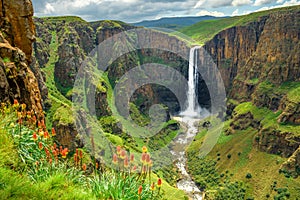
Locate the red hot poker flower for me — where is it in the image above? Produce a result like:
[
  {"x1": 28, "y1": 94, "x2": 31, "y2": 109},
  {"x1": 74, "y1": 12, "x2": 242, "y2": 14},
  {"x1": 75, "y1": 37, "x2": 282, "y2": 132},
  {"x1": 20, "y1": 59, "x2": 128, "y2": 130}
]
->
[
  {"x1": 157, "y1": 178, "x2": 162, "y2": 187},
  {"x1": 32, "y1": 132, "x2": 38, "y2": 141},
  {"x1": 124, "y1": 156, "x2": 129, "y2": 168},
  {"x1": 82, "y1": 163, "x2": 87, "y2": 171},
  {"x1": 130, "y1": 154, "x2": 134, "y2": 162},
  {"x1": 138, "y1": 185, "x2": 143, "y2": 195},
  {"x1": 38, "y1": 142, "x2": 43, "y2": 150},
  {"x1": 51, "y1": 128, "x2": 56, "y2": 136},
  {"x1": 112, "y1": 154, "x2": 118, "y2": 164}
]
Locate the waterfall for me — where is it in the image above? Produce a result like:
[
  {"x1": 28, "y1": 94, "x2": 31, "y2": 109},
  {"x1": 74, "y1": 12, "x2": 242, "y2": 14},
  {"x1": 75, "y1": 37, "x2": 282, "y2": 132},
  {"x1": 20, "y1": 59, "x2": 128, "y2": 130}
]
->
[{"x1": 181, "y1": 46, "x2": 201, "y2": 117}]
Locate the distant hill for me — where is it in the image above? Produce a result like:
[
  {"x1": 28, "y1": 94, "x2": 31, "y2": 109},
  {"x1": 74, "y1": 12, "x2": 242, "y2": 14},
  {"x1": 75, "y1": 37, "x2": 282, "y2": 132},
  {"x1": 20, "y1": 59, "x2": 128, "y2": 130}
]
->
[
  {"x1": 179, "y1": 5, "x2": 300, "y2": 44},
  {"x1": 132, "y1": 16, "x2": 226, "y2": 30}
]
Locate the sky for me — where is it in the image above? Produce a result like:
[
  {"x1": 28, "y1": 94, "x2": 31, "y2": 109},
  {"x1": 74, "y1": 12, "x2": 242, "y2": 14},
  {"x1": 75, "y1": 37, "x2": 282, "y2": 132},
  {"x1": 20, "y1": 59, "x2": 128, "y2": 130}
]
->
[{"x1": 32, "y1": 0, "x2": 300, "y2": 23}]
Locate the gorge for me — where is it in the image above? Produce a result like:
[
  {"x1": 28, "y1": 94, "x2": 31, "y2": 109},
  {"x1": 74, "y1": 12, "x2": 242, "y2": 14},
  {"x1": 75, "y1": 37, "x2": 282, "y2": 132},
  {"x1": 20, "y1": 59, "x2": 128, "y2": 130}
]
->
[{"x1": 0, "y1": 1, "x2": 300, "y2": 199}]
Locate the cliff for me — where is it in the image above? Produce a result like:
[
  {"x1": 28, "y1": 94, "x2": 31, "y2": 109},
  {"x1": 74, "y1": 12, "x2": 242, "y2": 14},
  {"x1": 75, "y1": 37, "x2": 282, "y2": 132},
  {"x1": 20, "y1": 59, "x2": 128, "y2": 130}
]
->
[
  {"x1": 0, "y1": 0, "x2": 43, "y2": 119},
  {"x1": 204, "y1": 7, "x2": 300, "y2": 177}
]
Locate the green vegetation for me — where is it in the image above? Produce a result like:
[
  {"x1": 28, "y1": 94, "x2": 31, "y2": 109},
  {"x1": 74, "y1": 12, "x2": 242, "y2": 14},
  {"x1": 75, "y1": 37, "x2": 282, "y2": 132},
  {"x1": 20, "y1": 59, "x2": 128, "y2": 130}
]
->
[
  {"x1": 0, "y1": 102, "x2": 186, "y2": 200},
  {"x1": 179, "y1": 5, "x2": 300, "y2": 44},
  {"x1": 187, "y1": 102, "x2": 300, "y2": 199}
]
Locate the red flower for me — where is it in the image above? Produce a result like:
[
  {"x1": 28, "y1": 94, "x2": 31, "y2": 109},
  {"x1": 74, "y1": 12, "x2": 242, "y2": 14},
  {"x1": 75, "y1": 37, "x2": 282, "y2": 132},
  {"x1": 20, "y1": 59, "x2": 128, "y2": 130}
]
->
[
  {"x1": 61, "y1": 148, "x2": 68, "y2": 158},
  {"x1": 116, "y1": 145, "x2": 121, "y2": 154},
  {"x1": 44, "y1": 131, "x2": 49, "y2": 139},
  {"x1": 82, "y1": 163, "x2": 87, "y2": 171},
  {"x1": 112, "y1": 154, "x2": 118, "y2": 164},
  {"x1": 51, "y1": 128, "x2": 56, "y2": 136},
  {"x1": 150, "y1": 182, "x2": 155, "y2": 191},
  {"x1": 130, "y1": 154, "x2": 134, "y2": 162},
  {"x1": 79, "y1": 150, "x2": 83, "y2": 159},
  {"x1": 145, "y1": 153, "x2": 151, "y2": 165},
  {"x1": 120, "y1": 150, "x2": 126, "y2": 159},
  {"x1": 32, "y1": 132, "x2": 38, "y2": 141},
  {"x1": 141, "y1": 153, "x2": 147, "y2": 164},
  {"x1": 124, "y1": 156, "x2": 129, "y2": 168},
  {"x1": 38, "y1": 142, "x2": 43, "y2": 150},
  {"x1": 132, "y1": 165, "x2": 137, "y2": 172},
  {"x1": 138, "y1": 185, "x2": 143, "y2": 195},
  {"x1": 157, "y1": 178, "x2": 162, "y2": 187},
  {"x1": 13, "y1": 99, "x2": 19, "y2": 106}
]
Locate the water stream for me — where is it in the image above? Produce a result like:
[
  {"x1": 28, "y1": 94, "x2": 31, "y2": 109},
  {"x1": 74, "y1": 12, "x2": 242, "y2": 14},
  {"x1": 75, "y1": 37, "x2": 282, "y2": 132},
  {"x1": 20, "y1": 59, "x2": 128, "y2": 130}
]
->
[
  {"x1": 171, "y1": 117, "x2": 202, "y2": 200},
  {"x1": 170, "y1": 46, "x2": 205, "y2": 199}
]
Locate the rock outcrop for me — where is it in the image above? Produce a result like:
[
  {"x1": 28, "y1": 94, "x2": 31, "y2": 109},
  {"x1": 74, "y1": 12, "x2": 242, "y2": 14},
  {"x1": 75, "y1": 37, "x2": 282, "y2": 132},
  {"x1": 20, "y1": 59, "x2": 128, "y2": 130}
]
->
[
  {"x1": 0, "y1": 0, "x2": 44, "y2": 119},
  {"x1": 204, "y1": 10, "x2": 300, "y2": 108}
]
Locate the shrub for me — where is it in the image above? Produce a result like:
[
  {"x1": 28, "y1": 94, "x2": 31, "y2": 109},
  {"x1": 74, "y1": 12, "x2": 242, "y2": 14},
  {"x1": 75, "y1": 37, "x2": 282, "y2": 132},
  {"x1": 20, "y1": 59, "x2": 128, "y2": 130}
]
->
[{"x1": 246, "y1": 173, "x2": 252, "y2": 179}]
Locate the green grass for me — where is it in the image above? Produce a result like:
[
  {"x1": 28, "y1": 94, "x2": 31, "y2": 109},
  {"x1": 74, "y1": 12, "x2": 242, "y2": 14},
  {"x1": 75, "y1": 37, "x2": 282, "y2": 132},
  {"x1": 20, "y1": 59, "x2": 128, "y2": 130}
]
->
[
  {"x1": 41, "y1": 16, "x2": 87, "y2": 23},
  {"x1": 179, "y1": 5, "x2": 300, "y2": 45}
]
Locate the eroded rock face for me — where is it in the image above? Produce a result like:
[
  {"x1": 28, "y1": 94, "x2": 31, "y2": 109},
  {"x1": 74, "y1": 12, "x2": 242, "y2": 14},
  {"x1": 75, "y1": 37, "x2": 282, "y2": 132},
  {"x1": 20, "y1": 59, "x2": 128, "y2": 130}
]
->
[
  {"x1": 280, "y1": 146, "x2": 300, "y2": 177},
  {"x1": 204, "y1": 11, "x2": 300, "y2": 107},
  {"x1": 0, "y1": 0, "x2": 35, "y2": 63},
  {"x1": 0, "y1": 0, "x2": 44, "y2": 119}
]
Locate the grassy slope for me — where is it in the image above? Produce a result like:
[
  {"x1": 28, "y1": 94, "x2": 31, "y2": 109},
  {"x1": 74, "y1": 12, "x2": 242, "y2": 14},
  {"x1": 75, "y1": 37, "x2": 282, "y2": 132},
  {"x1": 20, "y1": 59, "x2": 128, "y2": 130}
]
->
[
  {"x1": 37, "y1": 18, "x2": 186, "y2": 199},
  {"x1": 187, "y1": 102, "x2": 300, "y2": 199},
  {"x1": 179, "y1": 5, "x2": 300, "y2": 45}
]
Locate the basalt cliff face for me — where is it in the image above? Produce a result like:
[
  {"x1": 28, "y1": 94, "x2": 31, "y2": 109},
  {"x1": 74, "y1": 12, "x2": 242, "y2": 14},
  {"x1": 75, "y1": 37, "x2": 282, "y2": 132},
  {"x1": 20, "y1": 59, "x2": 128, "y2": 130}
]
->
[
  {"x1": 204, "y1": 8, "x2": 300, "y2": 176},
  {"x1": 0, "y1": 0, "x2": 44, "y2": 119}
]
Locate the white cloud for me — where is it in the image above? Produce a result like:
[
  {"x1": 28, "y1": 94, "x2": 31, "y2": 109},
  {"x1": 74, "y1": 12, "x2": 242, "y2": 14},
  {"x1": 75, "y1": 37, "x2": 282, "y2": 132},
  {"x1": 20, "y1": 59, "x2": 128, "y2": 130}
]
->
[
  {"x1": 44, "y1": 3, "x2": 55, "y2": 14},
  {"x1": 197, "y1": 10, "x2": 225, "y2": 16},
  {"x1": 276, "y1": 0, "x2": 285, "y2": 3},
  {"x1": 254, "y1": 0, "x2": 299, "y2": 10},
  {"x1": 194, "y1": 0, "x2": 232, "y2": 8},
  {"x1": 232, "y1": 9, "x2": 239, "y2": 15},
  {"x1": 232, "y1": 0, "x2": 253, "y2": 6},
  {"x1": 254, "y1": 0, "x2": 276, "y2": 6}
]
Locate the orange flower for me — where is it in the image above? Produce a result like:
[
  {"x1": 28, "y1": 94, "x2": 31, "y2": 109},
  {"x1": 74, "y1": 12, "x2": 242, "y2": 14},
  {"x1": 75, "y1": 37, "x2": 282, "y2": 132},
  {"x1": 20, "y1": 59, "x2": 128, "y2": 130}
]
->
[
  {"x1": 43, "y1": 131, "x2": 49, "y2": 139},
  {"x1": 38, "y1": 142, "x2": 43, "y2": 150},
  {"x1": 13, "y1": 99, "x2": 19, "y2": 106},
  {"x1": 138, "y1": 185, "x2": 143, "y2": 195},
  {"x1": 145, "y1": 154, "x2": 151, "y2": 165},
  {"x1": 82, "y1": 163, "x2": 87, "y2": 171},
  {"x1": 112, "y1": 154, "x2": 118, "y2": 164},
  {"x1": 32, "y1": 132, "x2": 38, "y2": 141},
  {"x1": 150, "y1": 182, "x2": 155, "y2": 191},
  {"x1": 142, "y1": 146, "x2": 148, "y2": 153},
  {"x1": 49, "y1": 158, "x2": 52, "y2": 164},
  {"x1": 96, "y1": 162, "x2": 99, "y2": 169},
  {"x1": 120, "y1": 150, "x2": 126, "y2": 159},
  {"x1": 157, "y1": 178, "x2": 162, "y2": 187},
  {"x1": 130, "y1": 154, "x2": 134, "y2": 162},
  {"x1": 116, "y1": 145, "x2": 122, "y2": 154},
  {"x1": 142, "y1": 165, "x2": 147, "y2": 174},
  {"x1": 61, "y1": 148, "x2": 68, "y2": 158},
  {"x1": 51, "y1": 128, "x2": 56, "y2": 136},
  {"x1": 124, "y1": 156, "x2": 129, "y2": 168},
  {"x1": 132, "y1": 165, "x2": 137, "y2": 172},
  {"x1": 79, "y1": 150, "x2": 83, "y2": 159},
  {"x1": 141, "y1": 153, "x2": 147, "y2": 164}
]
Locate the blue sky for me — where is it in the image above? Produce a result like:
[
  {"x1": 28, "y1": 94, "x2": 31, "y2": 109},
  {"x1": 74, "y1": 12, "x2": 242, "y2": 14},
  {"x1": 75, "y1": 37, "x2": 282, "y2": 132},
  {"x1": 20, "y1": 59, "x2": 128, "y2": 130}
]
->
[{"x1": 32, "y1": 0, "x2": 300, "y2": 22}]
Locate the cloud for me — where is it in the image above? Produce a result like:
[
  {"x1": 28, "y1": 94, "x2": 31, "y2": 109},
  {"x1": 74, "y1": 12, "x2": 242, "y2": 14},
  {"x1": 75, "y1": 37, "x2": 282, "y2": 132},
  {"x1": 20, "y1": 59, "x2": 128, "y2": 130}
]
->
[
  {"x1": 254, "y1": 0, "x2": 299, "y2": 10},
  {"x1": 194, "y1": 0, "x2": 232, "y2": 8},
  {"x1": 254, "y1": 0, "x2": 276, "y2": 6},
  {"x1": 31, "y1": 0, "x2": 300, "y2": 23},
  {"x1": 197, "y1": 10, "x2": 225, "y2": 16},
  {"x1": 232, "y1": 0, "x2": 253, "y2": 6},
  {"x1": 231, "y1": 9, "x2": 239, "y2": 15},
  {"x1": 44, "y1": 3, "x2": 55, "y2": 14}
]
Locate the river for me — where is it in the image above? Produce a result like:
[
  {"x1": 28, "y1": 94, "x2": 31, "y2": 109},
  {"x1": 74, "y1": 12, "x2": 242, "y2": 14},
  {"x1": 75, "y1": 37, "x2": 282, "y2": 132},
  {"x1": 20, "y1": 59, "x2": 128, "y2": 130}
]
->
[{"x1": 171, "y1": 116, "x2": 203, "y2": 200}]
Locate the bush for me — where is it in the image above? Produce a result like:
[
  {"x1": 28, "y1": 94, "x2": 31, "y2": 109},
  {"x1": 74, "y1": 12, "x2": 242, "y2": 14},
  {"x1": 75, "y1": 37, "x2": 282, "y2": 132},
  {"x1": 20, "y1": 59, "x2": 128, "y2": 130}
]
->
[{"x1": 246, "y1": 173, "x2": 252, "y2": 179}]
